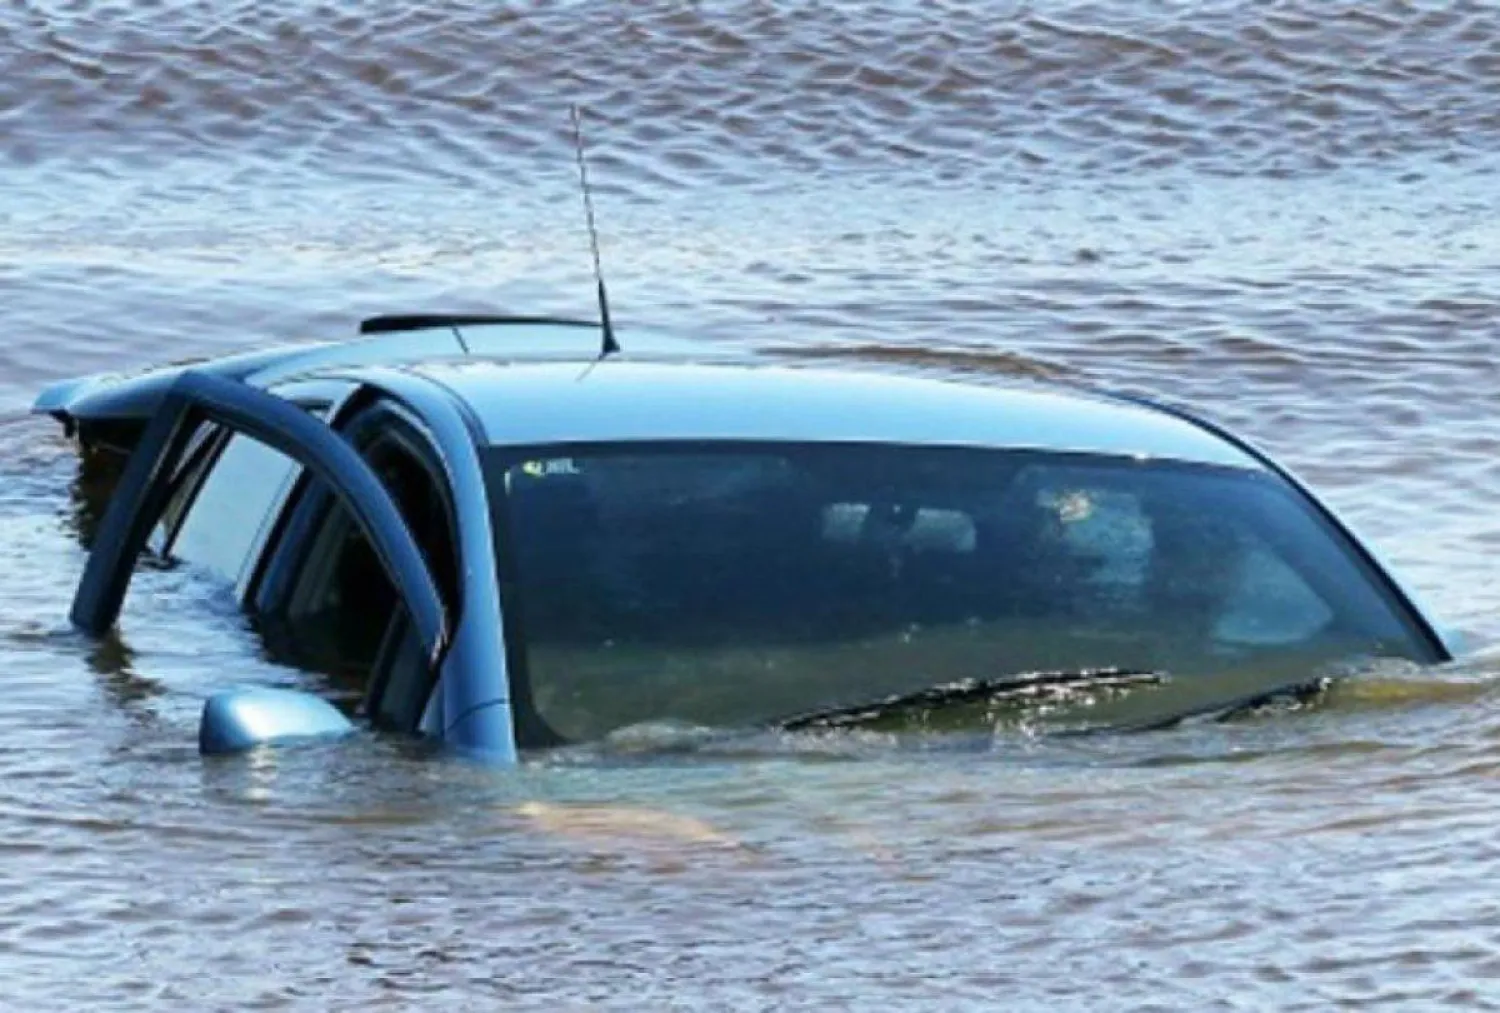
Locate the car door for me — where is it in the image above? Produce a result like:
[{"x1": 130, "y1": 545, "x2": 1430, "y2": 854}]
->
[
  {"x1": 150, "y1": 379, "x2": 355, "y2": 598},
  {"x1": 72, "y1": 370, "x2": 450, "y2": 686}
]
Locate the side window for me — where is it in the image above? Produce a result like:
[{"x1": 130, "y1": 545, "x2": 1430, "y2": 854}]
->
[
  {"x1": 170, "y1": 432, "x2": 301, "y2": 585},
  {"x1": 151, "y1": 423, "x2": 222, "y2": 554}
]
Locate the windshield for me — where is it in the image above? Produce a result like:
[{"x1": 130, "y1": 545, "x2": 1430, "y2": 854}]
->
[{"x1": 484, "y1": 443, "x2": 1437, "y2": 745}]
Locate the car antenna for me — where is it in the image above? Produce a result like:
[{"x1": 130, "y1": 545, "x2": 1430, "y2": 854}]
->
[{"x1": 570, "y1": 103, "x2": 622, "y2": 358}]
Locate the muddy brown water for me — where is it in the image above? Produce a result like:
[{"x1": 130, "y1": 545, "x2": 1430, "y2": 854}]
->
[{"x1": 5, "y1": 1, "x2": 1500, "y2": 1008}]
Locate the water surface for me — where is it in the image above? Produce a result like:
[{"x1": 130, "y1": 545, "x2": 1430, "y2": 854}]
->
[{"x1": 4, "y1": 1, "x2": 1500, "y2": 1007}]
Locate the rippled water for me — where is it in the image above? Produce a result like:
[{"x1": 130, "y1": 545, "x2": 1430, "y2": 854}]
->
[{"x1": 5, "y1": 0, "x2": 1500, "y2": 1007}]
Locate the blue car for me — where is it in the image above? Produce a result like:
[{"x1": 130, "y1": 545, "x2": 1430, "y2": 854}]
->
[{"x1": 34, "y1": 315, "x2": 1455, "y2": 761}]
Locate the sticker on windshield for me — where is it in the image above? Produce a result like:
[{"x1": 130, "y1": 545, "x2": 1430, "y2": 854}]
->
[{"x1": 519, "y1": 458, "x2": 582, "y2": 478}]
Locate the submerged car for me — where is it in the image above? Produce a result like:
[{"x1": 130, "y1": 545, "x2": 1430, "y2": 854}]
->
[{"x1": 34, "y1": 315, "x2": 1456, "y2": 760}]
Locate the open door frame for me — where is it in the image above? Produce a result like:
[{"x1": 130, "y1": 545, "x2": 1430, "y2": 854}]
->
[{"x1": 71, "y1": 371, "x2": 451, "y2": 672}]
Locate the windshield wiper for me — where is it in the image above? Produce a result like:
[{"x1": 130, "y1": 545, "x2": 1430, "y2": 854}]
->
[
  {"x1": 776, "y1": 668, "x2": 1168, "y2": 732},
  {"x1": 1091, "y1": 674, "x2": 1336, "y2": 734}
]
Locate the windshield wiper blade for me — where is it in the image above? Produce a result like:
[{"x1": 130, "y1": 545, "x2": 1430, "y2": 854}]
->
[
  {"x1": 1090, "y1": 674, "x2": 1337, "y2": 735},
  {"x1": 776, "y1": 668, "x2": 1168, "y2": 732}
]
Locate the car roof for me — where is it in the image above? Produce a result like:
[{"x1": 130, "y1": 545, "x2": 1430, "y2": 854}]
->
[
  {"x1": 401, "y1": 357, "x2": 1261, "y2": 469},
  {"x1": 29, "y1": 317, "x2": 1260, "y2": 470}
]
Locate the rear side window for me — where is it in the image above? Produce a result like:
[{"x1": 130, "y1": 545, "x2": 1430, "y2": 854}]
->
[{"x1": 170, "y1": 433, "x2": 300, "y2": 586}]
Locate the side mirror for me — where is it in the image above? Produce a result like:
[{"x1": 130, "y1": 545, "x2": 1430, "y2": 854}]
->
[{"x1": 199, "y1": 688, "x2": 355, "y2": 755}]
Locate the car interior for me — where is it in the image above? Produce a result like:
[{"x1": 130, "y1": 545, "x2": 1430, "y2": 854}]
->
[{"x1": 263, "y1": 426, "x2": 457, "y2": 729}]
